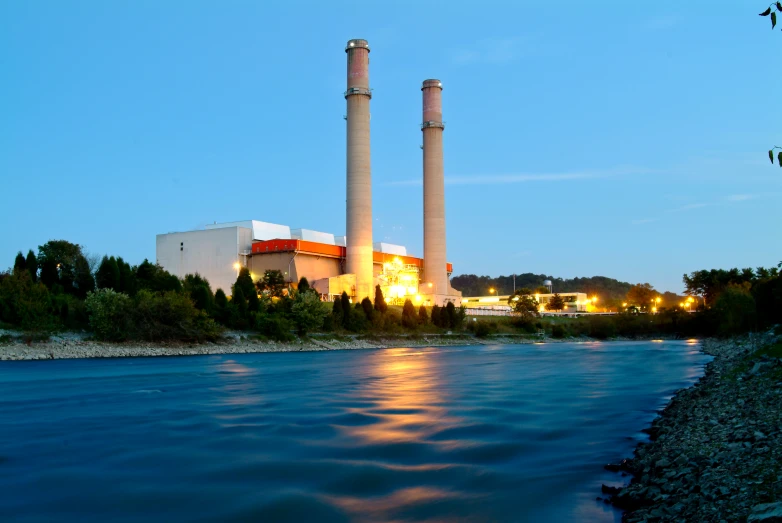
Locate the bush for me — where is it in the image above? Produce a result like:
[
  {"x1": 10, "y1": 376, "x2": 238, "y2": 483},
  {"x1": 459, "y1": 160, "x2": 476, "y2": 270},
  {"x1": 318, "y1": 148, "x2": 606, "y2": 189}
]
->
[
  {"x1": 291, "y1": 291, "x2": 329, "y2": 335},
  {"x1": 132, "y1": 290, "x2": 223, "y2": 341},
  {"x1": 713, "y1": 285, "x2": 757, "y2": 336},
  {"x1": 588, "y1": 316, "x2": 617, "y2": 340},
  {"x1": 255, "y1": 313, "x2": 295, "y2": 341},
  {"x1": 0, "y1": 271, "x2": 56, "y2": 332},
  {"x1": 474, "y1": 320, "x2": 493, "y2": 338},
  {"x1": 85, "y1": 289, "x2": 134, "y2": 341},
  {"x1": 551, "y1": 324, "x2": 566, "y2": 339}
]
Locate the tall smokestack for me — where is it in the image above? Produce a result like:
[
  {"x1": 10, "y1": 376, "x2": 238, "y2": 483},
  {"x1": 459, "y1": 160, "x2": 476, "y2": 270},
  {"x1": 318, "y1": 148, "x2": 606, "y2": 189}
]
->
[
  {"x1": 422, "y1": 79, "x2": 447, "y2": 304},
  {"x1": 345, "y1": 39, "x2": 373, "y2": 300}
]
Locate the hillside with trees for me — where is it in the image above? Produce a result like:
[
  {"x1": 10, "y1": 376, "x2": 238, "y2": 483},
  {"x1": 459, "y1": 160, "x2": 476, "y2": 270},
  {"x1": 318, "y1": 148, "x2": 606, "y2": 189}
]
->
[{"x1": 451, "y1": 273, "x2": 634, "y2": 303}]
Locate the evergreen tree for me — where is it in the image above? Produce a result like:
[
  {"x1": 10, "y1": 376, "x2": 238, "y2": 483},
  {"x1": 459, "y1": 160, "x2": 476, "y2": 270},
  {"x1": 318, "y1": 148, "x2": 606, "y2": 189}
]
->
[
  {"x1": 332, "y1": 296, "x2": 343, "y2": 326},
  {"x1": 402, "y1": 299, "x2": 417, "y2": 328},
  {"x1": 233, "y1": 287, "x2": 248, "y2": 320},
  {"x1": 13, "y1": 252, "x2": 26, "y2": 274},
  {"x1": 247, "y1": 289, "x2": 260, "y2": 313},
  {"x1": 546, "y1": 293, "x2": 566, "y2": 311},
  {"x1": 233, "y1": 267, "x2": 255, "y2": 299},
  {"x1": 374, "y1": 285, "x2": 387, "y2": 313},
  {"x1": 431, "y1": 304, "x2": 441, "y2": 327},
  {"x1": 361, "y1": 297, "x2": 373, "y2": 321},
  {"x1": 214, "y1": 288, "x2": 229, "y2": 324},
  {"x1": 116, "y1": 257, "x2": 133, "y2": 294},
  {"x1": 298, "y1": 277, "x2": 311, "y2": 294},
  {"x1": 340, "y1": 291, "x2": 351, "y2": 327},
  {"x1": 418, "y1": 305, "x2": 428, "y2": 325},
  {"x1": 96, "y1": 256, "x2": 121, "y2": 291},
  {"x1": 25, "y1": 250, "x2": 38, "y2": 282},
  {"x1": 446, "y1": 302, "x2": 457, "y2": 328}
]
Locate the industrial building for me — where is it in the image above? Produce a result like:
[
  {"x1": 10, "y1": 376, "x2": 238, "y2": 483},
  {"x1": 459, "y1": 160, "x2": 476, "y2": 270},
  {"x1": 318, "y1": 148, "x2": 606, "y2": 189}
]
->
[
  {"x1": 157, "y1": 219, "x2": 455, "y2": 305},
  {"x1": 156, "y1": 38, "x2": 461, "y2": 306}
]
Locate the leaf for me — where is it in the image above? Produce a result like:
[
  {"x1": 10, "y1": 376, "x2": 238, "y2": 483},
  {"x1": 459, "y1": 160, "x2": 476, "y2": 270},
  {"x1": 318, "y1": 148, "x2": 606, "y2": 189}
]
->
[
  {"x1": 760, "y1": 7, "x2": 772, "y2": 15},
  {"x1": 778, "y1": 151, "x2": 782, "y2": 166},
  {"x1": 778, "y1": 2, "x2": 782, "y2": 11},
  {"x1": 771, "y1": 150, "x2": 776, "y2": 164},
  {"x1": 773, "y1": 11, "x2": 778, "y2": 29}
]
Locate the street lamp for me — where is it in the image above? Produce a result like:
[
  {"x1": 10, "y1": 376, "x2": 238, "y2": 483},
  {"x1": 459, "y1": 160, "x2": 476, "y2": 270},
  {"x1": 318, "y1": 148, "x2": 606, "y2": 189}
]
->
[{"x1": 489, "y1": 287, "x2": 496, "y2": 297}]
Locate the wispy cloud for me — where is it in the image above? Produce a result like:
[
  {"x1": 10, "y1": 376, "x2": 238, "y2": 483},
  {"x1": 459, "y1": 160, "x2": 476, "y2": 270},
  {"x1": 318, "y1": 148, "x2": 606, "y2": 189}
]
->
[
  {"x1": 451, "y1": 36, "x2": 527, "y2": 65},
  {"x1": 385, "y1": 165, "x2": 657, "y2": 187},
  {"x1": 727, "y1": 194, "x2": 755, "y2": 201}
]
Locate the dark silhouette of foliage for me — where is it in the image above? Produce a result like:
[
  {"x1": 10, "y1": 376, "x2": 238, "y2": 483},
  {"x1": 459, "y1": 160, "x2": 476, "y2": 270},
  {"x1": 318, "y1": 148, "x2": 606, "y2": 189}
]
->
[
  {"x1": 374, "y1": 285, "x2": 387, "y2": 313},
  {"x1": 298, "y1": 277, "x2": 311, "y2": 294},
  {"x1": 13, "y1": 252, "x2": 26, "y2": 273},
  {"x1": 25, "y1": 250, "x2": 37, "y2": 282},
  {"x1": 341, "y1": 291, "x2": 351, "y2": 327},
  {"x1": 233, "y1": 267, "x2": 255, "y2": 299},
  {"x1": 96, "y1": 256, "x2": 120, "y2": 291},
  {"x1": 257, "y1": 270, "x2": 286, "y2": 297},
  {"x1": 546, "y1": 293, "x2": 566, "y2": 311},
  {"x1": 402, "y1": 299, "x2": 417, "y2": 328},
  {"x1": 418, "y1": 305, "x2": 428, "y2": 325},
  {"x1": 361, "y1": 297, "x2": 373, "y2": 321},
  {"x1": 431, "y1": 304, "x2": 442, "y2": 327}
]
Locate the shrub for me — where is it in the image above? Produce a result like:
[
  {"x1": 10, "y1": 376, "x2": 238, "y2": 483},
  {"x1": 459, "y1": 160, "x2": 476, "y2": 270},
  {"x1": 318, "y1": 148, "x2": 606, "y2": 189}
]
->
[
  {"x1": 402, "y1": 299, "x2": 417, "y2": 328},
  {"x1": 551, "y1": 324, "x2": 566, "y2": 339},
  {"x1": 474, "y1": 320, "x2": 493, "y2": 338},
  {"x1": 374, "y1": 285, "x2": 388, "y2": 313},
  {"x1": 713, "y1": 285, "x2": 757, "y2": 336},
  {"x1": 361, "y1": 297, "x2": 374, "y2": 321},
  {"x1": 132, "y1": 290, "x2": 222, "y2": 341},
  {"x1": 255, "y1": 313, "x2": 294, "y2": 341},
  {"x1": 588, "y1": 316, "x2": 617, "y2": 340},
  {"x1": 418, "y1": 305, "x2": 428, "y2": 325},
  {"x1": 85, "y1": 289, "x2": 133, "y2": 341},
  {"x1": 0, "y1": 270, "x2": 56, "y2": 332},
  {"x1": 291, "y1": 291, "x2": 329, "y2": 335}
]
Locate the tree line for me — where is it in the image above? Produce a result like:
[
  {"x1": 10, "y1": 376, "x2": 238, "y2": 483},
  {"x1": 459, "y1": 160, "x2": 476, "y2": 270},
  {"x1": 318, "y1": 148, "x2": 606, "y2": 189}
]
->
[{"x1": 0, "y1": 239, "x2": 467, "y2": 342}]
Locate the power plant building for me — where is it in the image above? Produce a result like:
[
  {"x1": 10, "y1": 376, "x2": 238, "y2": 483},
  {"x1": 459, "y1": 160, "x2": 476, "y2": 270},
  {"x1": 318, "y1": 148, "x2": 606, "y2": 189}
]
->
[{"x1": 156, "y1": 38, "x2": 462, "y2": 306}]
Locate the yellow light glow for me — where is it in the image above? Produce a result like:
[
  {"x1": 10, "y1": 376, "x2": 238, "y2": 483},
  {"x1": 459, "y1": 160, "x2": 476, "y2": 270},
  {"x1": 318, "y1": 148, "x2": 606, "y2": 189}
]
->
[
  {"x1": 679, "y1": 302, "x2": 685, "y2": 308},
  {"x1": 687, "y1": 297, "x2": 694, "y2": 302},
  {"x1": 591, "y1": 296, "x2": 597, "y2": 303},
  {"x1": 427, "y1": 282, "x2": 433, "y2": 288},
  {"x1": 233, "y1": 262, "x2": 240, "y2": 270},
  {"x1": 652, "y1": 306, "x2": 657, "y2": 312},
  {"x1": 512, "y1": 296, "x2": 519, "y2": 301},
  {"x1": 656, "y1": 297, "x2": 661, "y2": 303},
  {"x1": 414, "y1": 294, "x2": 422, "y2": 302},
  {"x1": 622, "y1": 302, "x2": 627, "y2": 307},
  {"x1": 489, "y1": 288, "x2": 495, "y2": 294}
]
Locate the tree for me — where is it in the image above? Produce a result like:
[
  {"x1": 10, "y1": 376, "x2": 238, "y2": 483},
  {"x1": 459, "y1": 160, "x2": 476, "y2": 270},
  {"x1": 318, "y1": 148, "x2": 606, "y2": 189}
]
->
[
  {"x1": 402, "y1": 299, "x2": 417, "y2": 328},
  {"x1": 508, "y1": 290, "x2": 539, "y2": 319},
  {"x1": 332, "y1": 295, "x2": 344, "y2": 326},
  {"x1": 445, "y1": 301, "x2": 459, "y2": 328},
  {"x1": 546, "y1": 293, "x2": 566, "y2": 311},
  {"x1": 96, "y1": 256, "x2": 120, "y2": 291},
  {"x1": 298, "y1": 277, "x2": 311, "y2": 294},
  {"x1": 291, "y1": 291, "x2": 328, "y2": 335},
  {"x1": 374, "y1": 285, "x2": 388, "y2": 313},
  {"x1": 233, "y1": 267, "x2": 256, "y2": 299},
  {"x1": 431, "y1": 304, "x2": 442, "y2": 327},
  {"x1": 535, "y1": 286, "x2": 550, "y2": 294},
  {"x1": 626, "y1": 283, "x2": 658, "y2": 310},
  {"x1": 184, "y1": 274, "x2": 214, "y2": 313},
  {"x1": 340, "y1": 291, "x2": 351, "y2": 327},
  {"x1": 213, "y1": 288, "x2": 229, "y2": 324},
  {"x1": 13, "y1": 252, "x2": 26, "y2": 273},
  {"x1": 418, "y1": 305, "x2": 428, "y2": 325},
  {"x1": 134, "y1": 259, "x2": 181, "y2": 293},
  {"x1": 713, "y1": 284, "x2": 757, "y2": 335},
  {"x1": 257, "y1": 270, "x2": 286, "y2": 297},
  {"x1": 233, "y1": 287, "x2": 248, "y2": 322},
  {"x1": 116, "y1": 257, "x2": 134, "y2": 295},
  {"x1": 25, "y1": 250, "x2": 37, "y2": 282},
  {"x1": 247, "y1": 288, "x2": 260, "y2": 313},
  {"x1": 37, "y1": 240, "x2": 92, "y2": 296},
  {"x1": 361, "y1": 297, "x2": 373, "y2": 321}
]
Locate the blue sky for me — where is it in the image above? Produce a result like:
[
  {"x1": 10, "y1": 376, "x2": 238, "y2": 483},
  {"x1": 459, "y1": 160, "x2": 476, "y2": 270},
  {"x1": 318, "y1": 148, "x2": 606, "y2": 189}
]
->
[{"x1": 1, "y1": 1, "x2": 780, "y2": 293}]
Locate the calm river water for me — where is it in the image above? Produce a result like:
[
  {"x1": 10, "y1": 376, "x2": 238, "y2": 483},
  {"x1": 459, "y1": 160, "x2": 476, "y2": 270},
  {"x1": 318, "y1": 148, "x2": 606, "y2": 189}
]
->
[{"x1": 0, "y1": 341, "x2": 710, "y2": 522}]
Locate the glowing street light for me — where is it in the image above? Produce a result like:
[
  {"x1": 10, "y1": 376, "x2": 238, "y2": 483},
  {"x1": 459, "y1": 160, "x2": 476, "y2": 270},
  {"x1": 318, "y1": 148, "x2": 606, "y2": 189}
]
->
[
  {"x1": 489, "y1": 288, "x2": 496, "y2": 296},
  {"x1": 233, "y1": 262, "x2": 241, "y2": 271}
]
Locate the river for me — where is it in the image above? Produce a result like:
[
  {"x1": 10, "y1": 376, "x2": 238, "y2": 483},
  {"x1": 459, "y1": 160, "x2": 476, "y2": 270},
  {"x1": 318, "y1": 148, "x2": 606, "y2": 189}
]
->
[{"x1": 0, "y1": 340, "x2": 711, "y2": 522}]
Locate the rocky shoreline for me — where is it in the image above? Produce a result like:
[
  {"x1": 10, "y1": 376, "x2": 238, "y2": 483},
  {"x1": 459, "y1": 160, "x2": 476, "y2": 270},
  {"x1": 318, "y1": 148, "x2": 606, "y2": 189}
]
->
[
  {"x1": 602, "y1": 331, "x2": 782, "y2": 522},
  {"x1": 0, "y1": 331, "x2": 568, "y2": 361}
]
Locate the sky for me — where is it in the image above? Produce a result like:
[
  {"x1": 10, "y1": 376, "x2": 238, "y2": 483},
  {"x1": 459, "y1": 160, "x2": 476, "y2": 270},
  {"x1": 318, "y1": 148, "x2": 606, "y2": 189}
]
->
[{"x1": 1, "y1": 1, "x2": 780, "y2": 293}]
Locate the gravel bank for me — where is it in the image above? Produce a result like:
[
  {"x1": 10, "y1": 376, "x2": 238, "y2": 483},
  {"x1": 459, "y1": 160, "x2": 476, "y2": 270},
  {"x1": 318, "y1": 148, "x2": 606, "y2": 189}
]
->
[
  {"x1": 603, "y1": 331, "x2": 782, "y2": 522},
  {"x1": 0, "y1": 332, "x2": 561, "y2": 361}
]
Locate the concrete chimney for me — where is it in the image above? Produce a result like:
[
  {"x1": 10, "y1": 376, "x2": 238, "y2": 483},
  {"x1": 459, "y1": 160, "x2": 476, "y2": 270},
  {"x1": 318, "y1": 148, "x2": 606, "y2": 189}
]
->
[
  {"x1": 345, "y1": 39, "x2": 373, "y2": 301},
  {"x1": 422, "y1": 79, "x2": 447, "y2": 304}
]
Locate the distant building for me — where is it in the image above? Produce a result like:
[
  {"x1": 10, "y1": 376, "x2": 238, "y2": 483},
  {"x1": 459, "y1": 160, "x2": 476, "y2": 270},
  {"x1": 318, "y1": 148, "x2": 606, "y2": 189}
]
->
[{"x1": 462, "y1": 292, "x2": 591, "y2": 313}]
